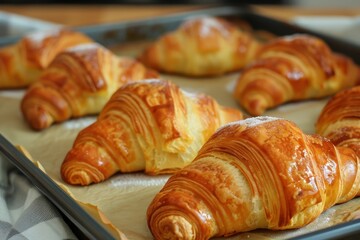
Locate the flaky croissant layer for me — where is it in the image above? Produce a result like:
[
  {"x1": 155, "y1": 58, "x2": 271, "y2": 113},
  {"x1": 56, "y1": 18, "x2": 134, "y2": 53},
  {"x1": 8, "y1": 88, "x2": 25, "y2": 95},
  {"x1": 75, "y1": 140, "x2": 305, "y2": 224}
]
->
[
  {"x1": 21, "y1": 42, "x2": 158, "y2": 130},
  {"x1": 61, "y1": 79, "x2": 243, "y2": 186},
  {"x1": 316, "y1": 86, "x2": 360, "y2": 156},
  {"x1": 139, "y1": 17, "x2": 261, "y2": 77},
  {"x1": 233, "y1": 34, "x2": 360, "y2": 116},
  {"x1": 0, "y1": 28, "x2": 92, "y2": 89},
  {"x1": 147, "y1": 117, "x2": 360, "y2": 239}
]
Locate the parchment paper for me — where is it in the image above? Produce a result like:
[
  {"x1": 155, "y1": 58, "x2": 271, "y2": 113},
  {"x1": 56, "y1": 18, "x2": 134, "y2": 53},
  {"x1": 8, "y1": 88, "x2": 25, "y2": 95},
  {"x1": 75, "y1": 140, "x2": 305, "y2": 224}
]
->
[{"x1": 1, "y1": 41, "x2": 359, "y2": 239}]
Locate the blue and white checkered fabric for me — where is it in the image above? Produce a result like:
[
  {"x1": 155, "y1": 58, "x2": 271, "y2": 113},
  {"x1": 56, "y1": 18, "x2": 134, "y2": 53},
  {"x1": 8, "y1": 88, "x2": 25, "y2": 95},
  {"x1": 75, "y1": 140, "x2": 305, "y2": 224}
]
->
[{"x1": 0, "y1": 155, "x2": 77, "y2": 240}]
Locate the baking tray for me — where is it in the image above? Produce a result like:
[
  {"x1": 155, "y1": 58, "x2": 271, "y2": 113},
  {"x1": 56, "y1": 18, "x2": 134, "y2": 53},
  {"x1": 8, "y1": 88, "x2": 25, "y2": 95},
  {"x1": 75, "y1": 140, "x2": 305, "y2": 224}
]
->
[
  {"x1": 1, "y1": 5, "x2": 360, "y2": 240},
  {"x1": 0, "y1": 10, "x2": 61, "y2": 46},
  {"x1": 292, "y1": 15, "x2": 360, "y2": 47},
  {"x1": 74, "y1": 5, "x2": 360, "y2": 64},
  {"x1": 0, "y1": 134, "x2": 117, "y2": 240}
]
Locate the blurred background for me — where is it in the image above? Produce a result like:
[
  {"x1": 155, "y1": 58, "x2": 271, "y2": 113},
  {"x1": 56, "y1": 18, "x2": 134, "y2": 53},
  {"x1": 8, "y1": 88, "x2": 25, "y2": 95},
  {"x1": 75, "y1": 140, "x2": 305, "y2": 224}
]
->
[{"x1": 0, "y1": 0, "x2": 359, "y2": 7}]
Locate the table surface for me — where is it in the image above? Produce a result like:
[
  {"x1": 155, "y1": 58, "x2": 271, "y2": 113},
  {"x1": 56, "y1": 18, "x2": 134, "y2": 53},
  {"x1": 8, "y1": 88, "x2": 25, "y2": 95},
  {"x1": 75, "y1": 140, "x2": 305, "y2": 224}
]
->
[{"x1": 1, "y1": 4, "x2": 360, "y2": 26}]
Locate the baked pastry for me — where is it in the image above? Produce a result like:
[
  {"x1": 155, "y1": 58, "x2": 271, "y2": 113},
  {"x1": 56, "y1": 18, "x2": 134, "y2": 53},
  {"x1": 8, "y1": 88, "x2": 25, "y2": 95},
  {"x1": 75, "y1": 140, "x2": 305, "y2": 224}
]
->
[
  {"x1": 316, "y1": 86, "x2": 360, "y2": 156},
  {"x1": 0, "y1": 28, "x2": 93, "y2": 89},
  {"x1": 138, "y1": 16, "x2": 261, "y2": 77},
  {"x1": 147, "y1": 116, "x2": 360, "y2": 239},
  {"x1": 21, "y1": 42, "x2": 158, "y2": 130},
  {"x1": 233, "y1": 34, "x2": 360, "y2": 116},
  {"x1": 61, "y1": 79, "x2": 243, "y2": 186}
]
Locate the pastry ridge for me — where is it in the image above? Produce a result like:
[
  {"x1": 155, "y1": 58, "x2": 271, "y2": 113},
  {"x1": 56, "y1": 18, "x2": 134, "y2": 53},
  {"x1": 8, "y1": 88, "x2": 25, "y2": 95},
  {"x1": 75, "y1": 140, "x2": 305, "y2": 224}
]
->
[
  {"x1": 316, "y1": 85, "x2": 360, "y2": 156},
  {"x1": 139, "y1": 17, "x2": 261, "y2": 77},
  {"x1": 233, "y1": 34, "x2": 360, "y2": 116},
  {"x1": 0, "y1": 28, "x2": 93, "y2": 89},
  {"x1": 61, "y1": 79, "x2": 243, "y2": 185},
  {"x1": 21, "y1": 42, "x2": 158, "y2": 130},
  {"x1": 147, "y1": 117, "x2": 360, "y2": 239}
]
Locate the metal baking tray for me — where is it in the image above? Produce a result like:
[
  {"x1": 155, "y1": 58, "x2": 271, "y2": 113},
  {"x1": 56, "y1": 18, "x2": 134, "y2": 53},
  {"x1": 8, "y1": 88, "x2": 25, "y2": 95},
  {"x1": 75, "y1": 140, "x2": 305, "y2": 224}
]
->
[
  {"x1": 0, "y1": 10, "x2": 61, "y2": 46},
  {"x1": 74, "y1": 5, "x2": 360, "y2": 64},
  {"x1": 1, "y1": 5, "x2": 360, "y2": 240},
  {"x1": 0, "y1": 134, "x2": 116, "y2": 240}
]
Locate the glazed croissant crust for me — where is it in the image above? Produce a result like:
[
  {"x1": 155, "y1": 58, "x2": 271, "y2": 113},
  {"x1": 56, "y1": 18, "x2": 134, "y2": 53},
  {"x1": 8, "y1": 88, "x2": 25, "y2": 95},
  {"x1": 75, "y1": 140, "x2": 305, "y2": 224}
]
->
[
  {"x1": 233, "y1": 34, "x2": 360, "y2": 116},
  {"x1": 0, "y1": 28, "x2": 92, "y2": 89},
  {"x1": 147, "y1": 117, "x2": 360, "y2": 239},
  {"x1": 138, "y1": 17, "x2": 261, "y2": 77},
  {"x1": 21, "y1": 42, "x2": 158, "y2": 130},
  {"x1": 316, "y1": 86, "x2": 360, "y2": 156},
  {"x1": 61, "y1": 79, "x2": 243, "y2": 186}
]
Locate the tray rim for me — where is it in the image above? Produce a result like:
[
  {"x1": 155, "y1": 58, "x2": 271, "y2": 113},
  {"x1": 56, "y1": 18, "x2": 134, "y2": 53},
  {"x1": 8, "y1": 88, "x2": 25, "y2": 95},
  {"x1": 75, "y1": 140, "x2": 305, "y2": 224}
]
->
[
  {"x1": 71, "y1": 4, "x2": 360, "y2": 64},
  {"x1": 0, "y1": 134, "x2": 117, "y2": 240}
]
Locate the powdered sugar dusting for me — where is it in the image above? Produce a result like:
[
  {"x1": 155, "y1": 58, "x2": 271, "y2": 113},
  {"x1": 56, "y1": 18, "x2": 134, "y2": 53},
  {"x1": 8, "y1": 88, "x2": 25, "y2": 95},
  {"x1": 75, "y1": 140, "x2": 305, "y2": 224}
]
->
[
  {"x1": 197, "y1": 17, "x2": 229, "y2": 37},
  {"x1": 182, "y1": 88, "x2": 200, "y2": 99},
  {"x1": 217, "y1": 116, "x2": 281, "y2": 133},
  {"x1": 66, "y1": 42, "x2": 103, "y2": 53},
  {"x1": 24, "y1": 28, "x2": 63, "y2": 47},
  {"x1": 236, "y1": 116, "x2": 281, "y2": 128}
]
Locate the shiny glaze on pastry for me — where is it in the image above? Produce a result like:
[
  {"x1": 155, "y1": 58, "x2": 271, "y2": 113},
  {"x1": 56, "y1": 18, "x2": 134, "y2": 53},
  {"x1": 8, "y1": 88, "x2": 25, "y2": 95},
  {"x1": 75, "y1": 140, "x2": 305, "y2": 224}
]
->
[
  {"x1": 21, "y1": 43, "x2": 158, "y2": 130},
  {"x1": 316, "y1": 86, "x2": 360, "y2": 156},
  {"x1": 139, "y1": 17, "x2": 261, "y2": 77},
  {"x1": 233, "y1": 34, "x2": 360, "y2": 116},
  {"x1": 61, "y1": 79, "x2": 243, "y2": 185},
  {"x1": 147, "y1": 117, "x2": 360, "y2": 239},
  {"x1": 0, "y1": 28, "x2": 92, "y2": 89}
]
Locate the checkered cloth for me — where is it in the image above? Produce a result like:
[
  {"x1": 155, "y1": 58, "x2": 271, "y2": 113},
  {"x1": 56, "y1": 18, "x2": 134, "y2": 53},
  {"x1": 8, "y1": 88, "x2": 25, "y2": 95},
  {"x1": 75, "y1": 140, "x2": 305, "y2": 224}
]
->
[{"x1": 0, "y1": 155, "x2": 77, "y2": 240}]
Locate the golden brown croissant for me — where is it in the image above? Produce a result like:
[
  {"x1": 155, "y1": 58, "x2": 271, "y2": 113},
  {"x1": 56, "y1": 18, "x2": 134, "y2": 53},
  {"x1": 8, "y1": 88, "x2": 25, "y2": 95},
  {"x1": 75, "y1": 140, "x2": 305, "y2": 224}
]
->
[
  {"x1": 316, "y1": 86, "x2": 360, "y2": 156},
  {"x1": 21, "y1": 42, "x2": 158, "y2": 130},
  {"x1": 138, "y1": 17, "x2": 261, "y2": 77},
  {"x1": 61, "y1": 79, "x2": 243, "y2": 186},
  {"x1": 147, "y1": 116, "x2": 360, "y2": 239},
  {"x1": 233, "y1": 34, "x2": 360, "y2": 116},
  {"x1": 0, "y1": 28, "x2": 93, "y2": 89}
]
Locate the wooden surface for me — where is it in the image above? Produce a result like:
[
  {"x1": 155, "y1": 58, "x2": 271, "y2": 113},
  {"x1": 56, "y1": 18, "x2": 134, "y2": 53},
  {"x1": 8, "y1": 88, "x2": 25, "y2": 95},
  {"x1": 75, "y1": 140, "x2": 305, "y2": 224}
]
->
[
  {"x1": 252, "y1": 5, "x2": 360, "y2": 21},
  {"x1": 1, "y1": 4, "x2": 360, "y2": 26},
  {"x1": 1, "y1": 5, "x2": 215, "y2": 26}
]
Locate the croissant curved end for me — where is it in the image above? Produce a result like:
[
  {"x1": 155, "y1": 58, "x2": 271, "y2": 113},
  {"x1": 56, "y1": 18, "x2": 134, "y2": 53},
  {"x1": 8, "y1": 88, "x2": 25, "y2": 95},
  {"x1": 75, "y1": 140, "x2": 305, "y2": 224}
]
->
[
  {"x1": 151, "y1": 215, "x2": 196, "y2": 240},
  {"x1": 61, "y1": 162, "x2": 105, "y2": 186},
  {"x1": 22, "y1": 105, "x2": 54, "y2": 130},
  {"x1": 244, "y1": 96, "x2": 268, "y2": 116}
]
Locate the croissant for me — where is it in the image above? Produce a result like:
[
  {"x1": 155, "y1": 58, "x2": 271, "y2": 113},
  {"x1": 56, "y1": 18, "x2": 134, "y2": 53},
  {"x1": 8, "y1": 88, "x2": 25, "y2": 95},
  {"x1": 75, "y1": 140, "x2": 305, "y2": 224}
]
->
[
  {"x1": 138, "y1": 17, "x2": 261, "y2": 77},
  {"x1": 61, "y1": 79, "x2": 243, "y2": 186},
  {"x1": 233, "y1": 34, "x2": 360, "y2": 116},
  {"x1": 316, "y1": 86, "x2": 360, "y2": 156},
  {"x1": 147, "y1": 116, "x2": 360, "y2": 239},
  {"x1": 0, "y1": 28, "x2": 93, "y2": 89},
  {"x1": 21, "y1": 42, "x2": 158, "y2": 130}
]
